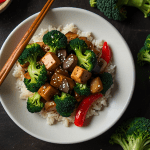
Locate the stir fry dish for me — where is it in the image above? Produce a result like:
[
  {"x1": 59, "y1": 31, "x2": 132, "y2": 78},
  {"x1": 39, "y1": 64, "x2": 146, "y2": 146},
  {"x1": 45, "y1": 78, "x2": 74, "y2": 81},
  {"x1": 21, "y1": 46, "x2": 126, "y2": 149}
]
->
[{"x1": 14, "y1": 25, "x2": 115, "y2": 127}]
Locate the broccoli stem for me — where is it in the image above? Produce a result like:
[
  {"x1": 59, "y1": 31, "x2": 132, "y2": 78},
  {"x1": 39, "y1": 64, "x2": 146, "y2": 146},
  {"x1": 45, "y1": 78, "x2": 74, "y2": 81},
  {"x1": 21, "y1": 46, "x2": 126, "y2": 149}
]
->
[
  {"x1": 139, "y1": 3, "x2": 150, "y2": 18},
  {"x1": 129, "y1": 138, "x2": 143, "y2": 150},
  {"x1": 32, "y1": 92, "x2": 41, "y2": 106},
  {"x1": 126, "y1": 0, "x2": 144, "y2": 7},
  {"x1": 90, "y1": 0, "x2": 97, "y2": 7},
  {"x1": 118, "y1": 0, "x2": 150, "y2": 18},
  {"x1": 49, "y1": 46, "x2": 57, "y2": 53},
  {"x1": 75, "y1": 49, "x2": 89, "y2": 68},
  {"x1": 27, "y1": 56, "x2": 41, "y2": 83},
  {"x1": 111, "y1": 137, "x2": 129, "y2": 150}
]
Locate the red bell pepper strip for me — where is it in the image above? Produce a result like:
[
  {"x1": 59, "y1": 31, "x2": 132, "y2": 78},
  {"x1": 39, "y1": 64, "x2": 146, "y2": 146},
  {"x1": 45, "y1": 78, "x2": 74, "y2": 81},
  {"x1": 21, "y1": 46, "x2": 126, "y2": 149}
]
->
[
  {"x1": 101, "y1": 41, "x2": 112, "y2": 64},
  {"x1": 74, "y1": 93, "x2": 103, "y2": 127},
  {"x1": 0, "y1": 0, "x2": 6, "y2": 3}
]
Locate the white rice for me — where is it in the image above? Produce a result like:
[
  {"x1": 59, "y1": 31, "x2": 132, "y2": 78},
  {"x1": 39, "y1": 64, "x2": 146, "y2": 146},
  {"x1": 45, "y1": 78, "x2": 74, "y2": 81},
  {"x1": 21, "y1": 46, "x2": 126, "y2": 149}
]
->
[{"x1": 13, "y1": 24, "x2": 116, "y2": 127}]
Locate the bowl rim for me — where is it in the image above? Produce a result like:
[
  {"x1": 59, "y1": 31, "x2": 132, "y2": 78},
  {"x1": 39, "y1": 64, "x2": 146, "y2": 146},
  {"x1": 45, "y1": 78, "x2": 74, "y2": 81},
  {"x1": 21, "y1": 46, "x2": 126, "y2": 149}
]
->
[
  {"x1": 0, "y1": 0, "x2": 12, "y2": 13},
  {"x1": 0, "y1": 7, "x2": 135, "y2": 144}
]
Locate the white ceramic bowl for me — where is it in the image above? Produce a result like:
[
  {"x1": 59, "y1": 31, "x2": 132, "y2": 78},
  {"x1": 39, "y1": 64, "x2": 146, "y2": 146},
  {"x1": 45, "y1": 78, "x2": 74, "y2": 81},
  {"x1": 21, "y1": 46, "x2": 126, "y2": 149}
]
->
[{"x1": 0, "y1": 7, "x2": 135, "y2": 144}]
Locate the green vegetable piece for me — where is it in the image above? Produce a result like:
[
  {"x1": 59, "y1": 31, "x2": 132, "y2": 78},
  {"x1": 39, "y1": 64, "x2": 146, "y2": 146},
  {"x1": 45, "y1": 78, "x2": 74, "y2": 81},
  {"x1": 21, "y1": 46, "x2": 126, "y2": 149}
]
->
[
  {"x1": 43, "y1": 30, "x2": 67, "y2": 54},
  {"x1": 54, "y1": 92, "x2": 77, "y2": 117},
  {"x1": 74, "y1": 83, "x2": 90, "y2": 96},
  {"x1": 27, "y1": 92, "x2": 44, "y2": 113},
  {"x1": 18, "y1": 43, "x2": 47, "y2": 92},
  {"x1": 69, "y1": 38, "x2": 97, "y2": 72},
  {"x1": 89, "y1": 0, "x2": 97, "y2": 7},
  {"x1": 137, "y1": 46, "x2": 150, "y2": 66},
  {"x1": 100, "y1": 72, "x2": 113, "y2": 94},
  {"x1": 110, "y1": 117, "x2": 150, "y2": 150},
  {"x1": 145, "y1": 34, "x2": 150, "y2": 50},
  {"x1": 90, "y1": 0, "x2": 150, "y2": 21}
]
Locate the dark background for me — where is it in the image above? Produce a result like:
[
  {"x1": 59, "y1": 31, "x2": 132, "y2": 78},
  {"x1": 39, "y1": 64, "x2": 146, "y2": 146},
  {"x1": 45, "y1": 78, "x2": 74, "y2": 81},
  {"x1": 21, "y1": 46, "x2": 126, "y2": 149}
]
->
[{"x1": 0, "y1": 0, "x2": 150, "y2": 149}]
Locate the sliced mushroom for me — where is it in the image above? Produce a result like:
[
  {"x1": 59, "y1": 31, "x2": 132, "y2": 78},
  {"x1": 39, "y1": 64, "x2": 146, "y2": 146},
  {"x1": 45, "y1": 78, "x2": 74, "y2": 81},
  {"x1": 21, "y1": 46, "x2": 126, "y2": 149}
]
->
[
  {"x1": 91, "y1": 45, "x2": 102, "y2": 58},
  {"x1": 92, "y1": 61, "x2": 101, "y2": 74},
  {"x1": 98, "y1": 58, "x2": 107, "y2": 73},
  {"x1": 92, "y1": 58, "x2": 107, "y2": 74},
  {"x1": 63, "y1": 54, "x2": 78, "y2": 72},
  {"x1": 57, "y1": 49, "x2": 67, "y2": 62},
  {"x1": 59, "y1": 79, "x2": 70, "y2": 93}
]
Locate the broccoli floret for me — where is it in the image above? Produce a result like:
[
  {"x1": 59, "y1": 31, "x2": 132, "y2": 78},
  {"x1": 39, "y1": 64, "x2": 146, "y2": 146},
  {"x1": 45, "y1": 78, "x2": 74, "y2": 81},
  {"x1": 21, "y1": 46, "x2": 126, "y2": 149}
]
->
[
  {"x1": 99, "y1": 72, "x2": 113, "y2": 94},
  {"x1": 137, "y1": 35, "x2": 150, "y2": 66},
  {"x1": 54, "y1": 92, "x2": 77, "y2": 117},
  {"x1": 145, "y1": 34, "x2": 150, "y2": 50},
  {"x1": 89, "y1": 0, "x2": 97, "y2": 7},
  {"x1": 137, "y1": 47, "x2": 150, "y2": 66},
  {"x1": 69, "y1": 38, "x2": 97, "y2": 72},
  {"x1": 43, "y1": 30, "x2": 67, "y2": 54},
  {"x1": 91, "y1": 0, "x2": 127, "y2": 21},
  {"x1": 74, "y1": 83, "x2": 90, "y2": 96},
  {"x1": 27, "y1": 92, "x2": 44, "y2": 113},
  {"x1": 90, "y1": 0, "x2": 150, "y2": 21},
  {"x1": 110, "y1": 117, "x2": 150, "y2": 150},
  {"x1": 18, "y1": 43, "x2": 47, "y2": 92}
]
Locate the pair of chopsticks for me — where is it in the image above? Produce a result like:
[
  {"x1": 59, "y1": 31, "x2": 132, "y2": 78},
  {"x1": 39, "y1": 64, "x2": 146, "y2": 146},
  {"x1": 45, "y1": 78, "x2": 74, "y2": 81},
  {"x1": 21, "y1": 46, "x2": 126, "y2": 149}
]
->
[{"x1": 0, "y1": 0, "x2": 55, "y2": 85}]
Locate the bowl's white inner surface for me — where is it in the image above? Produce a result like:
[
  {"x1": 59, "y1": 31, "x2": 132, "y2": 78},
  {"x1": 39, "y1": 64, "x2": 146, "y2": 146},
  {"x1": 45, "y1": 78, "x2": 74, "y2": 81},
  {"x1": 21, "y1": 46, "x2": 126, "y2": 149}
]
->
[{"x1": 0, "y1": 8, "x2": 135, "y2": 144}]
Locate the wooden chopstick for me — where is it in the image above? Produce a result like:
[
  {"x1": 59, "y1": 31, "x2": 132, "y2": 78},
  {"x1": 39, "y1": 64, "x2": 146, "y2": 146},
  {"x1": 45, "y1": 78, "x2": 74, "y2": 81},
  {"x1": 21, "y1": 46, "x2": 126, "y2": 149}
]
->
[{"x1": 0, "y1": 0, "x2": 55, "y2": 86}]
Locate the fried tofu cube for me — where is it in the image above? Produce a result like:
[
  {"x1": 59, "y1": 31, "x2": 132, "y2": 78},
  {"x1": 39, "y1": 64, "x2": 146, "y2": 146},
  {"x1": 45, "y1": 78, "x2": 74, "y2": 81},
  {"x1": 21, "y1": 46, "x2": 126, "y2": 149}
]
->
[
  {"x1": 65, "y1": 77, "x2": 75, "y2": 91},
  {"x1": 24, "y1": 72, "x2": 31, "y2": 79},
  {"x1": 65, "y1": 32, "x2": 78, "y2": 42},
  {"x1": 19, "y1": 62, "x2": 29, "y2": 68},
  {"x1": 41, "y1": 52, "x2": 61, "y2": 71},
  {"x1": 50, "y1": 73, "x2": 75, "y2": 91},
  {"x1": 90, "y1": 77, "x2": 103, "y2": 94},
  {"x1": 74, "y1": 91, "x2": 85, "y2": 102},
  {"x1": 71, "y1": 66, "x2": 92, "y2": 84},
  {"x1": 38, "y1": 83, "x2": 59, "y2": 101},
  {"x1": 45, "y1": 101, "x2": 56, "y2": 112},
  {"x1": 55, "y1": 66, "x2": 70, "y2": 77},
  {"x1": 47, "y1": 71, "x2": 54, "y2": 80}
]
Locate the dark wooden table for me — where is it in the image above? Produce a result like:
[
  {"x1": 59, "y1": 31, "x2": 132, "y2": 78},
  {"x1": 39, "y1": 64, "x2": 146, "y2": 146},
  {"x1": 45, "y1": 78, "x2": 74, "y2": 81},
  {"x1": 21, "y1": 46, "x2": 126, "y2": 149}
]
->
[{"x1": 1, "y1": 0, "x2": 150, "y2": 149}]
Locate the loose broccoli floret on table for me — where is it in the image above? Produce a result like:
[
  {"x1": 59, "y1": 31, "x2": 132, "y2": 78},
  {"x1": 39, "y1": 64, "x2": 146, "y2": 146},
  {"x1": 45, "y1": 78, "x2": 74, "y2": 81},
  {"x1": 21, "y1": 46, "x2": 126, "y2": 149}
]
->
[
  {"x1": 69, "y1": 38, "x2": 96, "y2": 72},
  {"x1": 137, "y1": 34, "x2": 150, "y2": 66},
  {"x1": 145, "y1": 34, "x2": 150, "y2": 50},
  {"x1": 18, "y1": 43, "x2": 47, "y2": 92},
  {"x1": 74, "y1": 83, "x2": 90, "y2": 96},
  {"x1": 99, "y1": 72, "x2": 113, "y2": 94},
  {"x1": 54, "y1": 92, "x2": 77, "y2": 117},
  {"x1": 90, "y1": 0, "x2": 150, "y2": 21},
  {"x1": 27, "y1": 92, "x2": 44, "y2": 113},
  {"x1": 110, "y1": 117, "x2": 150, "y2": 150},
  {"x1": 137, "y1": 47, "x2": 150, "y2": 66},
  {"x1": 43, "y1": 30, "x2": 67, "y2": 54}
]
